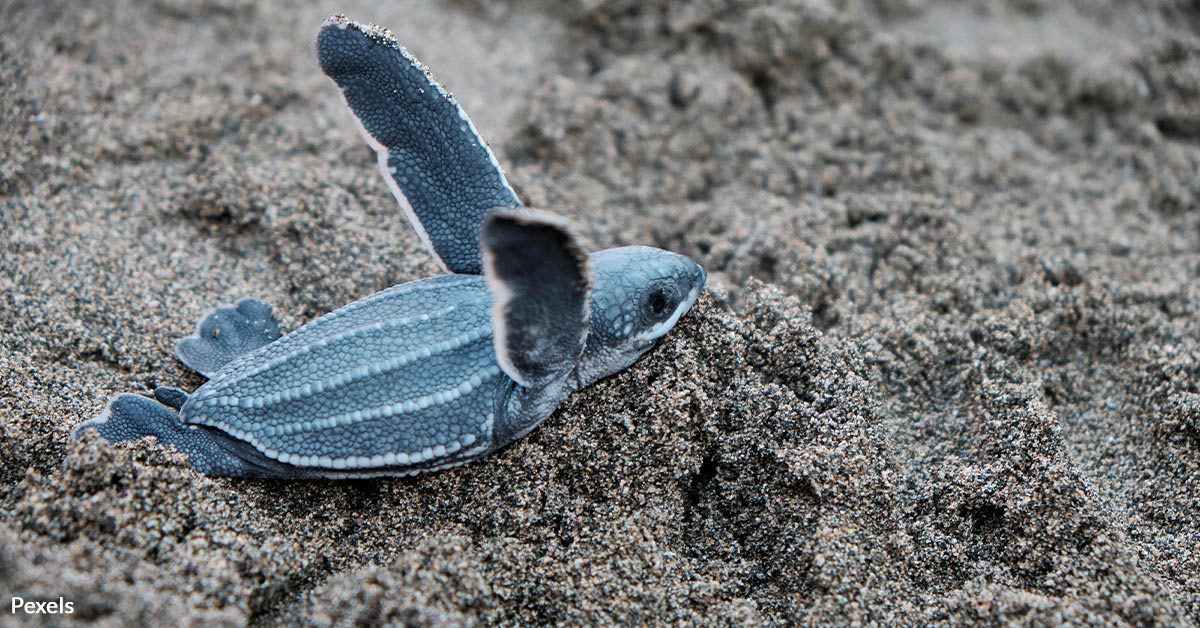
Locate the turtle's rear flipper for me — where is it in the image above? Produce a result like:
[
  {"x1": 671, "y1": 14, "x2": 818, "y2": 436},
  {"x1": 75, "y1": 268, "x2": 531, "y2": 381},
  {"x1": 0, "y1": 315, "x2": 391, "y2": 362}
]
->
[
  {"x1": 70, "y1": 394, "x2": 311, "y2": 479},
  {"x1": 154, "y1": 386, "x2": 190, "y2": 410},
  {"x1": 175, "y1": 299, "x2": 281, "y2": 378}
]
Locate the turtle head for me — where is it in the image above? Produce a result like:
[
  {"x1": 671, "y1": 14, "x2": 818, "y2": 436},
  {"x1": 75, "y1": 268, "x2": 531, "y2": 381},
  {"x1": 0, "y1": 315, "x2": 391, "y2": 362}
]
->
[{"x1": 573, "y1": 246, "x2": 706, "y2": 389}]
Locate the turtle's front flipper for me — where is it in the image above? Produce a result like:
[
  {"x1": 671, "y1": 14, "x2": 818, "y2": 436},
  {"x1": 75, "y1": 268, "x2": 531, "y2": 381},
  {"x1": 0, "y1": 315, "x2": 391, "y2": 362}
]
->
[
  {"x1": 175, "y1": 299, "x2": 281, "y2": 378},
  {"x1": 317, "y1": 15, "x2": 522, "y2": 275},
  {"x1": 70, "y1": 394, "x2": 310, "y2": 479},
  {"x1": 482, "y1": 212, "x2": 591, "y2": 387}
]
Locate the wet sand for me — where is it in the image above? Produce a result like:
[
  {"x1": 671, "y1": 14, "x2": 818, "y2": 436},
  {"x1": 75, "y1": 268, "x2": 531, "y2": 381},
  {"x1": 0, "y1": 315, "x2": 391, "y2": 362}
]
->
[{"x1": 1, "y1": 0, "x2": 1198, "y2": 625}]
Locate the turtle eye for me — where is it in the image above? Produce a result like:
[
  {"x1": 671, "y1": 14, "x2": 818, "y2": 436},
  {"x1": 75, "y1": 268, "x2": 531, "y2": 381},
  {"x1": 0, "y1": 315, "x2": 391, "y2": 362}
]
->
[
  {"x1": 648, "y1": 292, "x2": 668, "y2": 315},
  {"x1": 642, "y1": 284, "x2": 674, "y2": 321}
]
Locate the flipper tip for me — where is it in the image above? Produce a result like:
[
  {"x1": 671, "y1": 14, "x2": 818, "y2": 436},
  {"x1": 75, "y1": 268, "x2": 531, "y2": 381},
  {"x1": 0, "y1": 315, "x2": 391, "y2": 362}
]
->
[{"x1": 68, "y1": 393, "x2": 124, "y2": 442}]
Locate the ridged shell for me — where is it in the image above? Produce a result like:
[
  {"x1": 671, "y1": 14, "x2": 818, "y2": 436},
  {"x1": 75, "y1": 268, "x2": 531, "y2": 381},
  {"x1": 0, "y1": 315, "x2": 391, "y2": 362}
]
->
[{"x1": 180, "y1": 274, "x2": 511, "y2": 471}]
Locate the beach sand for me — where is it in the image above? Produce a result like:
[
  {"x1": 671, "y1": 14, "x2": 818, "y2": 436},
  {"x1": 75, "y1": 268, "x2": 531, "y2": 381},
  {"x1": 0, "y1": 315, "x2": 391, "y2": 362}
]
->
[{"x1": 1, "y1": 0, "x2": 1198, "y2": 625}]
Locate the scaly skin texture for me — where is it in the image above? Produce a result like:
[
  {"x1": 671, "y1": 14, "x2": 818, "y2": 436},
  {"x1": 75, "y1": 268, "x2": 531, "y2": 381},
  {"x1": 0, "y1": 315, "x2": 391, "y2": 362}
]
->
[
  {"x1": 70, "y1": 15, "x2": 706, "y2": 479},
  {"x1": 576, "y1": 247, "x2": 707, "y2": 390},
  {"x1": 316, "y1": 15, "x2": 522, "y2": 275},
  {"x1": 74, "y1": 249, "x2": 703, "y2": 478},
  {"x1": 184, "y1": 276, "x2": 508, "y2": 475}
]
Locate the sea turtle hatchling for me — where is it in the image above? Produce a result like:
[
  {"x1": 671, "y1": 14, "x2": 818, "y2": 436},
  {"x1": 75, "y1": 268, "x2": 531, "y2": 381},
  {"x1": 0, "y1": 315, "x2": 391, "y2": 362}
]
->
[{"x1": 69, "y1": 15, "x2": 707, "y2": 479}]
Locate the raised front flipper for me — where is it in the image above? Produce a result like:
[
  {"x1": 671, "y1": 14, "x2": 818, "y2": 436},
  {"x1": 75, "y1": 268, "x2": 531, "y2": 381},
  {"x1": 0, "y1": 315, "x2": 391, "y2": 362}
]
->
[
  {"x1": 70, "y1": 394, "x2": 309, "y2": 478},
  {"x1": 317, "y1": 15, "x2": 522, "y2": 275},
  {"x1": 176, "y1": 299, "x2": 282, "y2": 378},
  {"x1": 482, "y1": 212, "x2": 591, "y2": 387}
]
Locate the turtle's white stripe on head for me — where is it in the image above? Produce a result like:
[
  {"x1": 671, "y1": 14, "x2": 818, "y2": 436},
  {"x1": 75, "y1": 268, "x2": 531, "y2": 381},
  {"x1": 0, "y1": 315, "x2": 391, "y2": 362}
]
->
[
  {"x1": 572, "y1": 246, "x2": 707, "y2": 389},
  {"x1": 633, "y1": 281, "x2": 703, "y2": 343}
]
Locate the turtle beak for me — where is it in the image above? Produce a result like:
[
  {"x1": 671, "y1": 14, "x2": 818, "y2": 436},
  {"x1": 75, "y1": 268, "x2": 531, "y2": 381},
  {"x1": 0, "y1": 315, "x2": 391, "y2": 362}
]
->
[{"x1": 689, "y1": 262, "x2": 707, "y2": 297}]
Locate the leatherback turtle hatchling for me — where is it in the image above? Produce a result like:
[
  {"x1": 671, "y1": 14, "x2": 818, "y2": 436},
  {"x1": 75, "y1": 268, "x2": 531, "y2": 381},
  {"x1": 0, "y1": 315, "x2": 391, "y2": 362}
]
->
[{"x1": 70, "y1": 15, "x2": 706, "y2": 479}]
